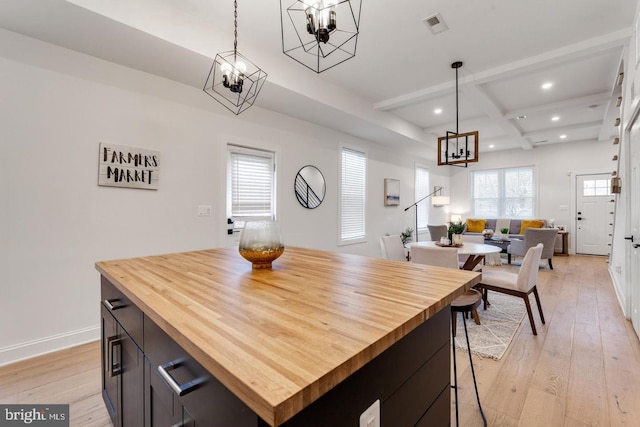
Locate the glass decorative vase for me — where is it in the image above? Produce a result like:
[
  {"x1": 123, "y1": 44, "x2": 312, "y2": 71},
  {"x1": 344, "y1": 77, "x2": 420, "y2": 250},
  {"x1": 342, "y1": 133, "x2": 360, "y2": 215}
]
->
[{"x1": 238, "y1": 220, "x2": 285, "y2": 269}]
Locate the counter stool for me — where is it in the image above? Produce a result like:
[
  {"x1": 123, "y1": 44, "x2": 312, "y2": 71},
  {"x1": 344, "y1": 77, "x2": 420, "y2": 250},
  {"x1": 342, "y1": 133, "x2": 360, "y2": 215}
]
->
[{"x1": 451, "y1": 289, "x2": 487, "y2": 427}]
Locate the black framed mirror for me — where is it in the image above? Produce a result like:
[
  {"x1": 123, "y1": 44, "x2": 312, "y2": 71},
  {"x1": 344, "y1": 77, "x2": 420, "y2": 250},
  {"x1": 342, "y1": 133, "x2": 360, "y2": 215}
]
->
[{"x1": 294, "y1": 165, "x2": 326, "y2": 209}]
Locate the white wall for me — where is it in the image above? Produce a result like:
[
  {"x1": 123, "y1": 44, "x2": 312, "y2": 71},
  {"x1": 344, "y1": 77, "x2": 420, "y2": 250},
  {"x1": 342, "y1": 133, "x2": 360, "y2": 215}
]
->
[
  {"x1": 448, "y1": 140, "x2": 616, "y2": 250},
  {"x1": 0, "y1": 29, "x2": 448, "y2": 364}
]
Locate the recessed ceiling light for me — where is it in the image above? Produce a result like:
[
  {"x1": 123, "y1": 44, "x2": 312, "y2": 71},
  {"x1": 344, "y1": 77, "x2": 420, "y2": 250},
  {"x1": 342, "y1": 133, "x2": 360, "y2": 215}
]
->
[
  {"x1": 542, "y1": 82, "x2": 553, "y2": 90},
  {"x1": 551, "y1": 116, "x2": 560, "y2": 121},
  {"x1": 516, "y1": 115, "x2": 527, "y2": 120},
  {"x1": 489, "y1": 144, "x2": 495, "y2": 149},
  {"x1": 434, "y1": 108, "x2": 442, "y2": 114},
  {"x1": 560, "y1": 134, "x2": 567, "y2": 139}
]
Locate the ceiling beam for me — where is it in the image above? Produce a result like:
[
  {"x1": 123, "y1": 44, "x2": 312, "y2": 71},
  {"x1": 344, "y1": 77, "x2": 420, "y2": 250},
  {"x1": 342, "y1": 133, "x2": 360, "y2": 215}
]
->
[
  {"x1": 461, "y1": 84, "x2": 532, "y2": 150},
  {"x1": 504, "y1": 92, "x2": 612, "y2": 119},
  {"x1": 523, "y1": 120, "x2": 602, "y2": 140},
  {"x1": 374, "y1": 29, "x2": 631, "y2": 112}
]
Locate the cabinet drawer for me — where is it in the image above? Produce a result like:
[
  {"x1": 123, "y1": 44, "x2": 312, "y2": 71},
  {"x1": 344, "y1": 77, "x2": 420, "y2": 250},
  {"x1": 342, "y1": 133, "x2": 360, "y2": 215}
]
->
[
  {"x1": 143, "y1": 315, "x2": 257, "y2": 427},
  {"x1": 101, "y1": 276, "x2": 143, "y2": 347}
]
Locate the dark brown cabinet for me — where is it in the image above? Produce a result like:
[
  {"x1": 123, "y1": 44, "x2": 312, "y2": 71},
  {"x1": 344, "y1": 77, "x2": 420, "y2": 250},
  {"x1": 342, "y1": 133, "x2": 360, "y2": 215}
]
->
[
  {"x1": 143, "y1": 315, "x2": 257, "y2": 427},
  {"x1": 144, "y1": 357, "x2": 189, "y2": 427},
  {"x1": 100, "y1": 303, "x2": 144, "y2": 427}
]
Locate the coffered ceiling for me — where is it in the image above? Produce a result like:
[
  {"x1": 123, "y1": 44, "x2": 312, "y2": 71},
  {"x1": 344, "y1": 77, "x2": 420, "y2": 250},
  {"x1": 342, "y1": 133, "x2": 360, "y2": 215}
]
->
[{"x1": 0, "y1": 0, "x2": 636, "y2": 160}]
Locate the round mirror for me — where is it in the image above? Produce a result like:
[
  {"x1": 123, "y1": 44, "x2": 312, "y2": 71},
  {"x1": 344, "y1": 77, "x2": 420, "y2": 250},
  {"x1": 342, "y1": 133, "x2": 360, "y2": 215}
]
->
[{"x1": 295, "y1": 165, "x2": 326, "y2": 209}]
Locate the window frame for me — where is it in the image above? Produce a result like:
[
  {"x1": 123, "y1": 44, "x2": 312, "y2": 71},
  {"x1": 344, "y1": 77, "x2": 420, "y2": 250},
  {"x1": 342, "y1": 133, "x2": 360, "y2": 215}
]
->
[
  {"x1": 581, "y1": 178, "x2": 612, "y2": 197},
  {"x1": 414, "y1": 163, "x2": 430, "y2": 232},
  {"x1": 338, "y1": 145, "x2": 367, "y2": 245},
  {"x1": 226, "y1": 144, "x2": 277, "y2": 227},
  {"x1": 471, "y1": 166, "x2": 537, "y2": 218}
]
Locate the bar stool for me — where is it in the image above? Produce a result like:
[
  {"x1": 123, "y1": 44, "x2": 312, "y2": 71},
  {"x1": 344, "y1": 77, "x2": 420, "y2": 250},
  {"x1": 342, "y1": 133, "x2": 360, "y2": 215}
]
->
[{"x1": 451, "y1": 289, "x2": 487, "y2": 427}]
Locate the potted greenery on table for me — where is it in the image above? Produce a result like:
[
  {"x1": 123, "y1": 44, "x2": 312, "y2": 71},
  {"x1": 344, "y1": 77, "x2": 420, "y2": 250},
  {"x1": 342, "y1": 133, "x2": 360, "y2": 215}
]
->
[
  {"x1": 500, "y1": 227, "x2": 510, "y2": 240},
  {"x1": 400, "y1": 227, "x2": 414, "y2": 245},
  {"x1": 448, "y1": 220, "x2": 466, "y2": 245}
]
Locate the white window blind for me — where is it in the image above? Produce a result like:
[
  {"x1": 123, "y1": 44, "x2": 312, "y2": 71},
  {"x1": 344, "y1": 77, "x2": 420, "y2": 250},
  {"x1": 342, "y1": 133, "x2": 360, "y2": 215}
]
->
[
  {"x1": 228, "y1": 145, "x2": 275, "y2": 221},
  {"x1": 472, "y1": 166, "x2": 535, "y2": 218},
  {"x1": 415, "y1": 165, "x2": 429, "y2": 230},
  {"x1": 340, "y1": 147, "x2": 366, "y2": 243}
]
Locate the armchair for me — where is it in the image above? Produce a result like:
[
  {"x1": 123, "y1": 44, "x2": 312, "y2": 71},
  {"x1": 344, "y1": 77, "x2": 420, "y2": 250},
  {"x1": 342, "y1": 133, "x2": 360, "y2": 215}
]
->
[
  {"x1": 427, "y1": 224, "x2": 448, "y2": 242},
  {"x1": 507, "y1": 228, "x2": 558, "y2": 269}
]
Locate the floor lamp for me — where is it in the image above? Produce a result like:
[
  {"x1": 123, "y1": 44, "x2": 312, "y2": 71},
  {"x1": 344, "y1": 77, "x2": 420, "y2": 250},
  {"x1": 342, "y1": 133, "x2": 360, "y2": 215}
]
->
[{"x1": 404, "y1": 186, "x2": 449, "y2": 242}]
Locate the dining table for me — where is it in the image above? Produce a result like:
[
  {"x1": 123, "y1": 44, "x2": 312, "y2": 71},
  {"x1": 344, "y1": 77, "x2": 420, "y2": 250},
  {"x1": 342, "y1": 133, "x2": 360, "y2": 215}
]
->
[{"x1": 408, "y1": 241, "x2": 502, "y2": 271}]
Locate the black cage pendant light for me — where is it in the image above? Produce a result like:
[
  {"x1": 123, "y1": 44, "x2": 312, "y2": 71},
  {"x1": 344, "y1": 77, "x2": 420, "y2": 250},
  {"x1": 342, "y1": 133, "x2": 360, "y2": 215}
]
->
[
  {"x1": 280, "y1": 0, "x2": 362, "y2": 73},
  {"x1": 437, "y1": 61, "x2": 479, "y2": 167},
  {"x1": 203, "y1": 0, "x2": 268, "y2": 115}
]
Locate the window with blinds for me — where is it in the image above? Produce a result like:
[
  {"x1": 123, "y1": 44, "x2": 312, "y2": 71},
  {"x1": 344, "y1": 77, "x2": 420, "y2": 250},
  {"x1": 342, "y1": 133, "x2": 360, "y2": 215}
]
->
[
  {"x1": 415, "y1": 165, "x2": 430, "y2": 230},
  {"x1": 340, "y1": 147, "x2": 366, "y2": 244},
  {"x1": 227, "y1": 145, "x2": 275, "y2": 223}
]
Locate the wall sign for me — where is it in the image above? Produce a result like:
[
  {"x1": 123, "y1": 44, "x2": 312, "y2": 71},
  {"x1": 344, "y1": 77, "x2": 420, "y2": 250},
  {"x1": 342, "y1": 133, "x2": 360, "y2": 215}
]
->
[{"x1": 98, "y1": 142, "x2": 160, "y2": 190}]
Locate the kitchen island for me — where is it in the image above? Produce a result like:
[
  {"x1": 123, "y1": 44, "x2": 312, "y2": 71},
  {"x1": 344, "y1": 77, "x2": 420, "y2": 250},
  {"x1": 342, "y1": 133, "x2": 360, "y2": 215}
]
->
[{"x1": 96, "y1": 246, "x2": 480, "y2": 426}]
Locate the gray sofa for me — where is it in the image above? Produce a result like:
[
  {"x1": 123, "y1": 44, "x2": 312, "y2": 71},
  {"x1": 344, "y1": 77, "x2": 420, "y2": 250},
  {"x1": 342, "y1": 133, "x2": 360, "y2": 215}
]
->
[{"x1": 463, "y1": 218, "x2": 548, "y2": 239}]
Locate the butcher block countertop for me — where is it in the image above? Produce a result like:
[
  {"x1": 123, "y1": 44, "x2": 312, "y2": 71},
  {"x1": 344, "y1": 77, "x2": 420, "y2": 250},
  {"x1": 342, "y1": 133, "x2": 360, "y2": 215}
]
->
[{"x1": 95, "y1": 246, "x2": 481, "y2": 426}]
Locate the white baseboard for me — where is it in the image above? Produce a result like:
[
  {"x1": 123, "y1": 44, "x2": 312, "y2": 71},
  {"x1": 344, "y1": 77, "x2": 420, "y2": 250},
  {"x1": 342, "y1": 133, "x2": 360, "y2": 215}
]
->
[
  {"x1": 0, "y1": 325, "x2": 100, "y2": 367},
  {"x1": 609, "y1": 265, "x2": 629, "y2": 319}
]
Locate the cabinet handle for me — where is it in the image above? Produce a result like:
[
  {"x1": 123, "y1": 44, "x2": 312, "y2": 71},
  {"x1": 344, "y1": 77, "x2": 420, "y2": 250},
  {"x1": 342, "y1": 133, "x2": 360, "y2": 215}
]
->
[
  {"x1": 158, "y1": 359, "x2": 205, "y2": 397},
  {"x1": 104, "y1": 299, "x2": 125, "y2": 311},
  {"x1": 170, "y1": 416, "x2": 192, "y2": 427},
  {"x1": 107, "y1": 336, "x2": 122, "y2": 377}
]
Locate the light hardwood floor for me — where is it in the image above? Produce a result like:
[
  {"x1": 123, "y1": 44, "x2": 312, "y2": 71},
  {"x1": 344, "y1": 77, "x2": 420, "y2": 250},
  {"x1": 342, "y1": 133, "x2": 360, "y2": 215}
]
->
[
  {"x1": 454, "y1": 254, "x2": 640, "y2": 426},
  {"x1": 1, "y1": 255, "x2": 639, "y2": 426}
]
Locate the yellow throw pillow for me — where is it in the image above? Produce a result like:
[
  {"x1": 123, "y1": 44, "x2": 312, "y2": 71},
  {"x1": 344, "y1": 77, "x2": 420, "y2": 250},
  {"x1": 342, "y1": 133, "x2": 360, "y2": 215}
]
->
[
  {"x1": 466, "y1": 219, "x2": 486, "y2": 233},
  {"x1": 519, "y1": 220, "x2": 545, "y2": 234}
]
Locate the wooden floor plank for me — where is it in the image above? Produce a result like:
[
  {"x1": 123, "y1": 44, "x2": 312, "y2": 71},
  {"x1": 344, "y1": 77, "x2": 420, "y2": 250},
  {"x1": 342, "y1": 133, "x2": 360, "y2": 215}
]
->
[{"x1": 519, "y1": 387, "x2": 566, "y2": 427}]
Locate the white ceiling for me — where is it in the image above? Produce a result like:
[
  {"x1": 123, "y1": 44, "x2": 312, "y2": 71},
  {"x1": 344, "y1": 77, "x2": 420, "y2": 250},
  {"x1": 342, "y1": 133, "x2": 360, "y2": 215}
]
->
[{"x1": 0, "y1": 0, "x2": 635, "y2": 159}]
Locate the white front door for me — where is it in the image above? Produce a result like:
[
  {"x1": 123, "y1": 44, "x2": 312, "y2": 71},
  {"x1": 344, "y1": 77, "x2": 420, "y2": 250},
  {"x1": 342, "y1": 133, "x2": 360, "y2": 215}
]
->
[
  {"x1": 575, "y1": 174, "x2": 612, "y2": 255},
  {"x1": 629, "y1": 118, "x2": 640, "y2": 336}
]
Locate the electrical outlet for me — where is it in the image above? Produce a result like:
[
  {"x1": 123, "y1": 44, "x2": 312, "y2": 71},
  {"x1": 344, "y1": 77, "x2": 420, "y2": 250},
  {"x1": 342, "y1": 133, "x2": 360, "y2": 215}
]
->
[{"x1": 359, "y1": 399, "x2": 380, "y2": 427}]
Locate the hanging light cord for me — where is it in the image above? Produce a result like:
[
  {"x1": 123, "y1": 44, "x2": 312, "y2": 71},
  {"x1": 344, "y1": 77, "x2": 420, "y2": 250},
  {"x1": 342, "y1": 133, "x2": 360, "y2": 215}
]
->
[
  {"x1": 454, "y1": 64, "x2": 460, "y2": 155},
  {"x1": 455, "y1": 65, "x2": 459, "y2": 135},
  {"x1": 233, "y1": 0, "x2": 238, "y2": 62}
]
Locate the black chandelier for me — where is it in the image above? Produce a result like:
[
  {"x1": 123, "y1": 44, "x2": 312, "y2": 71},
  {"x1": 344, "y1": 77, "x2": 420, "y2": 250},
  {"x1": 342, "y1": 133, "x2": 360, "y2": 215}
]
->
[
  {"x1": 280, "y1": 0, "x2": 362, "y2": 73},
  {"x1": 203, "y1": 0, "x2": 268, "y2": 115},
  {"x1": 437, "y1": 61, "x2": 479, "y2": 167}
]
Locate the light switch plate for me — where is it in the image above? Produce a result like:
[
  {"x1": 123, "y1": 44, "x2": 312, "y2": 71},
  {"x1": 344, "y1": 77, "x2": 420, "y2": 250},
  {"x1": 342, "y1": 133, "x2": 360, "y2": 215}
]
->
[
  {"x1": 197, "y1": 205, "x2": 212, "y2": 216},
  {"x1": 359, "y1": 399, "x2": 380, "y2": 427}
]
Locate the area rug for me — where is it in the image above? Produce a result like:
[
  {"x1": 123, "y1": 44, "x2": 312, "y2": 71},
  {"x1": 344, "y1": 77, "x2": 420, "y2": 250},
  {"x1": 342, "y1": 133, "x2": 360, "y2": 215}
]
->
[{"x1": 453, "y1": 291, "x2": 526, "y2": 360}]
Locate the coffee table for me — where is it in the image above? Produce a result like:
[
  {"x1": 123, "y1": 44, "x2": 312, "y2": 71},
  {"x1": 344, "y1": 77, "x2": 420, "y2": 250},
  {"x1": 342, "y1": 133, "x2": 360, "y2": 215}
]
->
[{"x1": 484, "y1": 237, "x2": 510, "y2": 253}]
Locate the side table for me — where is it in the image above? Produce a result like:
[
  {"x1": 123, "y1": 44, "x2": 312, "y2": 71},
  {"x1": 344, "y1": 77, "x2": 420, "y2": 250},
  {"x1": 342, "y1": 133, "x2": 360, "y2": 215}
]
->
[{"x1": 555, "y1": 231, "x2": 569, "y2": 256}]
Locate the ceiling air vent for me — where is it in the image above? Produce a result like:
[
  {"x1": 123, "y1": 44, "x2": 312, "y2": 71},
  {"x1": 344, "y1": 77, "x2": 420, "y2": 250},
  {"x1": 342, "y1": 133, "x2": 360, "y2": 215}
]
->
[{"x1": 423, "y1": 13, "x2": 449, "y2": 34}]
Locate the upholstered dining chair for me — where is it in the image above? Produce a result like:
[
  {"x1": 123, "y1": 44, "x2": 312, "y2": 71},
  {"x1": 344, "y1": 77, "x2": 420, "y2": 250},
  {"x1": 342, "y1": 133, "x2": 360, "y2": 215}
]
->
[
  {"x1": 476, "y1": 243, "x2": 545, "y2": 335},
  {"x1": 411, "y1": 244, "x2": 459, "y2": 268},
  {"x1": 507, "y1": 227, "x2": 558, "y2": 269},
  {"x1": 379, "y1": 235, "x2": 407, "y2": 261},
  {"x1": 411, "y1": 246, "x2": 482, "y2": 326},
  {"x1": 411, "y1": 244, "x2": 487, "y2": 427},
  {"x1": 427, "y1": 224, "x2": 448, "y2": 242}
]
